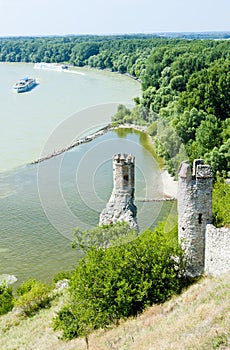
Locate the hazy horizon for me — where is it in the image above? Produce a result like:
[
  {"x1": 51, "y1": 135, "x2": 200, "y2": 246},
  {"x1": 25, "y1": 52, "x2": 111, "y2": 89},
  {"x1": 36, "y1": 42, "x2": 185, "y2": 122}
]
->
[
  {"x1": 0, "y1": 30, "x2": 230, "y2": 39},
  {"x1": 0, "y1": 0, "x2": 229, "y2": 38}
]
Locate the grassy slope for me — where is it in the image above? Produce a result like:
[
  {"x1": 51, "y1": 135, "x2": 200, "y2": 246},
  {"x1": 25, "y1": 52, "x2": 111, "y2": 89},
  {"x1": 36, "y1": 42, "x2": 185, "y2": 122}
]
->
[{"x1": 0, "y1": 273, "x2": 229, "y2": 350}]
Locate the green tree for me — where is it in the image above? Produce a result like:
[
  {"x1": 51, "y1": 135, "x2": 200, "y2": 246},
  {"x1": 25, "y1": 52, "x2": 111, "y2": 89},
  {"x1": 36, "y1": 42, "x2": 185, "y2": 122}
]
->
[
  {"x1": 179, "y1": 59, "x2": 230, "y2": 120},
  {"x1": 195, "y1": 114, "x2": 221, "y2": 155},
  {"x1": 212, "y1": 178, "x2": 230, "y2": 227},
  {"x1": 0, "y1": 282, "x2": 14, "y2": 315},
  {"x1": 72, "y1": 222, "x2": 138, "y2": 252},
  {"x1": 53, "y1": 221, "x2": 185, "y2": 340},
  {"x1": 173, "y1": 108, "x2": 206, "y2": 144},
  {"x1": 205, "y1": 139, "x2": 230, "y2": 178},
  {"x1": 15, "y1": 279, "x2": 52, "y2": 316},
  {"x1": 112, "y1": 104, "x2": 132, "y2": 124}
]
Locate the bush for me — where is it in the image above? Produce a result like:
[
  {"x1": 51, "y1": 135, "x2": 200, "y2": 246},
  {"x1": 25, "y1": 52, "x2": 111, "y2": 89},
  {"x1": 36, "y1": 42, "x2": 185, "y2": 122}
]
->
[
  {"x1": 17, "y1": 278, "x2": 37, "y2": 296},
  {"x1": 52, "y1": 271, "x2": 73, "y2": 284},
  {"x1": 72, "y1": 221, "x2": 138, "y2": 252},
  {"x1": 0, "y1": 282, "x2": 14, "y2": 315},
  {"x1": 112, "y1": 104, "x2": 131, "y2": 124},
  {"x1": 212, "y1": 178, "x2": 230, "y2": 227},
  {"x1": 147, "y1": 121, "x2": 158, "y2": 136},
  {"x1": 53, "y1": 221, "x2": 186, "y2": 339},
  {"x1": 15, "y1": 279, "x2": 52, "y2": 316}
]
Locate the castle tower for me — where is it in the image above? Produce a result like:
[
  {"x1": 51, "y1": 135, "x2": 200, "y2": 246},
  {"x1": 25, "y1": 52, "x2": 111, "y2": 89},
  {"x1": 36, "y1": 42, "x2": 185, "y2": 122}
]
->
[
  {"x1": 112, "y1": 153, "x2": 135, "y2": 197},
  {"x1": 178, "y1": 159, "x2": 212, "y2": 277},
  {"x1": 99, "y1": 154, "x2": 138, "y2": 229}
]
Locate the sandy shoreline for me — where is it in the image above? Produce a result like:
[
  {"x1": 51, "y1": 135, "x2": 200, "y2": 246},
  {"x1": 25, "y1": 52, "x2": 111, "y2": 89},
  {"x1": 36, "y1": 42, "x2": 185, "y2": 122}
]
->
[
  {"x1": 160, "y1": 170, "x2": 178, "y2": 199},
  {"x1": 114, "y1": 124, "x2": 178, "y2": 199}
]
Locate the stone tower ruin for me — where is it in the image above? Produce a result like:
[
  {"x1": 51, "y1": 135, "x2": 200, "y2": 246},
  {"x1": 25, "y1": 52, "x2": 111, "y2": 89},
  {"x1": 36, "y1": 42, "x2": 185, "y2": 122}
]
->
[
  {"x1": 178, "y1": 159, "x2": 213, "y2": 277},
  {"x1": 99, "y1": 154, "x2": 138, "y2": 229}
]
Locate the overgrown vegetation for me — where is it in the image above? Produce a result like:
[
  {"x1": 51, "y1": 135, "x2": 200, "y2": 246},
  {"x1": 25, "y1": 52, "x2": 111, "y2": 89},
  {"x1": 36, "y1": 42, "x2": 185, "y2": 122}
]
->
[
  {"x1": 111, "y1": 40, "x2": 230, "y2": 178},
  {"x1": 212, "y1": 178, "x2": 230, "y2": 227},
  {"x1": 72, "y1": 221, "x2": 139, "y2": 252},
  {"x1": 0, "y1": 282, "x2": 14, "y2": 315},
  {"x1": 53, "y1": 221, "x2": 186, "y2": 340},
  {"x1": 0, "y1": 273, "x2": 229, "y2": 350},
  {"x1": 15, "y1": 279, "x2": 52, "y2": 317}
]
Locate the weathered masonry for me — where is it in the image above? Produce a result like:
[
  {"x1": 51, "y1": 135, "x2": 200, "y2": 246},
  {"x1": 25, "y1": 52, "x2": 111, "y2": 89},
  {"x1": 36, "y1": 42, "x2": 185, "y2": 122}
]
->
[
  {"x1": 99, "y1": 154, "x2": 138, "y2": 229},
  {"x1": 178, "y1": 159, "x2": 230, "y2": 277},
  {"x1": 100, "y1": 155, "x2": 230, "y2": 277}
]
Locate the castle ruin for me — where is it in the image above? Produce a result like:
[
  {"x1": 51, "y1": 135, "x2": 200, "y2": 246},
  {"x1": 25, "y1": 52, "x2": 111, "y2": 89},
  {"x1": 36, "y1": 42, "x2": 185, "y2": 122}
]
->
[
  {"x1": 178, "y1": 159, "x2": 230, "y2": 277},
  {"x1": 99, "y1": 155, "x2": 230, "y2": 277},
  {"x1": 178, "y1": 159, "x2": 213, "y2": 277},
  {"x1": 99, "y1": 154, "x2": 138, "y2": 229}
]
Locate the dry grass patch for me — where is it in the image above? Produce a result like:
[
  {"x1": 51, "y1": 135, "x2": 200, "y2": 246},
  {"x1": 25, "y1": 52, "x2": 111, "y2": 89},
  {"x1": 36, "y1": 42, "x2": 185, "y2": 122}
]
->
[
  {"x1": 85, "y1": 273, "x2": 230, "y2": 350},
  {"x1": 0, "y1": 273, "x2": 229, "y2": 350}
]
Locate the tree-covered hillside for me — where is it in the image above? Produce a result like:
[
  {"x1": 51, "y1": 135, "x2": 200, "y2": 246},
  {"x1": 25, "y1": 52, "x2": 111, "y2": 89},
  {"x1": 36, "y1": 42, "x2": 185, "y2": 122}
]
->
[
  {"x1": 112, "y1": 39, "x2": 230, "y2": 178},
  {"x1": 0, "y1": 35, "x2": 229, "y2": 177}
]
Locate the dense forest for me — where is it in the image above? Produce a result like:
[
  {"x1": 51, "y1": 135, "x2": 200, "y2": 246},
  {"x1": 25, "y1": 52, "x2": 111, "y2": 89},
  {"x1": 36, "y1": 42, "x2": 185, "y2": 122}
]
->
[{"x1": 0, "y1": 34, "x2": 229, "y2": 179}]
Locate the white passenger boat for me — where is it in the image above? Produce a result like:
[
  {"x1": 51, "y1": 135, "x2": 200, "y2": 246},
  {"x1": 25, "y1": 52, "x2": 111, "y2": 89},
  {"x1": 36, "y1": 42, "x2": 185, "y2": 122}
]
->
[{"x1": 13, "y1": 77, "x2": 37, "y2": 93}]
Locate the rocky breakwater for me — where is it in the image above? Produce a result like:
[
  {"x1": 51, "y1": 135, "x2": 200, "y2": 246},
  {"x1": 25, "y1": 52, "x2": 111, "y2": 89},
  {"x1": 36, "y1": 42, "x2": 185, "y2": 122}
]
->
[
  {"x1": 99, "y1": 154, "x2": 138, "y2": 230},
  {"x1": 31, "y1": 124, "x2": 112, "y2": 164}
]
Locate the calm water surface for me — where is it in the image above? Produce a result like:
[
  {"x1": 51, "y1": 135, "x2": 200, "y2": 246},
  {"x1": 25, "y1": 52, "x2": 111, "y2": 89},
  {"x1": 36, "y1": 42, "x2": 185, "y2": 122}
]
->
[
  {"x1": 0, "y1": 62, "x2": 140, "y2": 172},
  {"x1": 0, "y1": 64, "x2": 175, "y2": 285}
]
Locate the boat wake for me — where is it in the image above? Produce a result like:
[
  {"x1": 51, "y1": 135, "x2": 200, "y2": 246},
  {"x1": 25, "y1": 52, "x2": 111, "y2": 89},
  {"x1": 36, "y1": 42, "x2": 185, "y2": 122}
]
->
[{"x1": 34, "y1": 62, "x2": 85, "y2": 75}]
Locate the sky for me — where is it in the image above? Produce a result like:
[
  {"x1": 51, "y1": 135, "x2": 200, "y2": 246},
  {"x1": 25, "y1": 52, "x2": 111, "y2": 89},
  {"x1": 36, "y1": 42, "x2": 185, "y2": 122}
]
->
[{"x1": 0, "y1": 0, "x2": 229, "y2": 37}]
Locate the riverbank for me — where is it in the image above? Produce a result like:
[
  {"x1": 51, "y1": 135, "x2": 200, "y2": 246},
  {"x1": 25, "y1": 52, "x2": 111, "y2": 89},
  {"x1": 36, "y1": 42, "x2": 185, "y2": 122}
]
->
[
  {"x1": 160, "y1": 170, "x2": 178, "y2": 199},
  {"x1": 114, "y1": 123, "x2": 178, "y2": 199},
  {"x1": 80, "y1": 65, "x2": 142, "y2": 83},
  {"x1": 31, "y1": 122, "x2": 177, "y2": 199}
]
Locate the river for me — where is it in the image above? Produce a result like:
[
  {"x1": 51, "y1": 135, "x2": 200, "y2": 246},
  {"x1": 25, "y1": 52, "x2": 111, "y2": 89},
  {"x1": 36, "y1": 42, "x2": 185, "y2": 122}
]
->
[{"x1": 0, "y1": 63, "x2": 175, "y2": 286}]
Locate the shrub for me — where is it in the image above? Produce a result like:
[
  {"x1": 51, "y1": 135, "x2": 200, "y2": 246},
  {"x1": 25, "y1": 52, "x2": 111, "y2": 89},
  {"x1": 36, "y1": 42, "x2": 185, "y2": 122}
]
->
[
  {"x1": 147, "y1": 121, "x2": 157, "y2": 136},
  {"x1": 15, "y1": 279, "x2": 52, "y2": 316},
  {"x1": 72, "y1": 221, "x2": 138, "y2": 252},
  {"x1": 17, "y1": 278, "x2": 37, "y2": 296},
  {"x1": 212, "y1": 178, "x2": 230, "y2": 227},
  {"x1": 0, "y1": 282, "x2": 14, "y2": 315},
  {"x1": 112, "y1": 104, "x2": 131, "y2": 124},
  {"x1": 53, "y1": 221, "x2": 186, "y2": 339},
  {"x1": 52, "y1": 271, "x2": 73, "y2": 284}
]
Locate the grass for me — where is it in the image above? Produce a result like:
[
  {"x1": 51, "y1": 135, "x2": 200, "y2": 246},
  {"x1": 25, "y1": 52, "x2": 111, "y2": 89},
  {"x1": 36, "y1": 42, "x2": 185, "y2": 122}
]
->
[{"x1": 0, "y1": 273, "x2": 229, "y2": 350}]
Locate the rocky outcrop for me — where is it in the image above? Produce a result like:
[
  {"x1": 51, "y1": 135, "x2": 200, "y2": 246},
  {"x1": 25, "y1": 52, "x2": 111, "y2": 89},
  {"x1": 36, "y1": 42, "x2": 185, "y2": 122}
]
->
[
  {"x1": 0, "y1": 274, "x2": 17, "y2": 285},
  {"x1": 100, "y1": 193, "x2": 138, "y2": 229}
]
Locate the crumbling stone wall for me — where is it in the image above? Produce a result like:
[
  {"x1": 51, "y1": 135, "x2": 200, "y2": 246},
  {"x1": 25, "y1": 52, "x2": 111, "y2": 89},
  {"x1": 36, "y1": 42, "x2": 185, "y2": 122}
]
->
[
  {"x1": 99, "y1": 155, "x2": 230, "y2": 276},
  {"x1": 205, "y1": 224, "x2": 230, "y2": 275}
]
